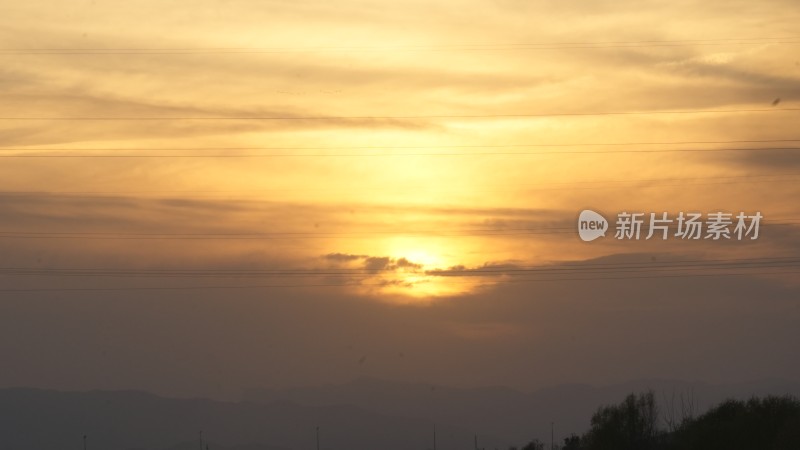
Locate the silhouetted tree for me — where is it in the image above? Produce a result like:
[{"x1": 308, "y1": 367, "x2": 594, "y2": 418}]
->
[
  {"x1": 562, "y1": 434, "x2": 582, "y2": 450},
  {"x1": 661, "y1": 388, "x2": 698, "y2": 433},
  {"x1": 527, "y1": 392, "x2": 800, "y2": 450},
  {"x1": 584, "y1": 390, "x2": 659, "y2": 450},
  {"x1": 672, "y1": 395, "x2": 800, "y2": 450},
  {"x1": 521, "y1": 438, "x2": 545, "y2": 450}
]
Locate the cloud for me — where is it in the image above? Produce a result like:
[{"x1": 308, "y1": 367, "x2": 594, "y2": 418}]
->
[
  {"x1": 2, "y1": 0, "x2": 800, "y2": 402},
  {"x1": 322, "y1": 253, "x2": 424, "y2": 273},
  {"x1": 427, "y1": 261, "x2": 524, "y2": 277},
  {"x1": 394, "y1": 258, "x2": 422, "y2": 269},
  {"x1": 0, "y1": 193, "x2": 798, "y2": 399},
  {"x1": 324, "y1": 252, "x2": 367, "y2": 262},
  {"x1": 721, "y1": 148, "x2": 800, "y2": 170},
  {"x1": 1, "y1": 248, "x2": 798, "y2": 399},
  {"x1": 364, "y1": 256, "x2": 393, "y2": 271}
]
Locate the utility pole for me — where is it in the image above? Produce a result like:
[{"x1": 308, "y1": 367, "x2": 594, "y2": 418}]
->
[
  {"x1": 433, "y1": 424, "x2": 437, "y2": 450},
  {"x1": 474, "y1": 434, "x2": 478, "y2": 450},
  {"x1": 550, "y1": 422, "x2": 554, "y2": 450},
  {"x1": 316, "y1": 426, "x2": 320, "y2": 450},
  {"x1": 199, "y1": 431, "x2": 203, "y2": 450},
  {"x1": 83, "y1": 435, "x2": 87, "y2": 450}
]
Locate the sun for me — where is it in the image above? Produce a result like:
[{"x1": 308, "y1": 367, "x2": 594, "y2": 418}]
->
[
  {"x1": 337, "y1": 237, "x2": 488, "y2": 301},
  {"x1": 399, "y1": 248, "x2": 442, "y2": 268},
  {"x1": 369, "y1": 239, "x2": 480, "y2": 300},
  {"x1": 381, "y1": 236, "x2": 452, "y2": 266}
]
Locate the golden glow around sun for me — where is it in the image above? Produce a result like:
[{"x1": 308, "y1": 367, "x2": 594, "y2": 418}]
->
[{"x1": 355, "y1": 239, "x2": 485, "y2": 300}]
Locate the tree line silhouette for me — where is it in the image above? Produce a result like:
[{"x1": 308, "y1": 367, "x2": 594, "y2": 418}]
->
[{"x1": 516, "y1": 391, "x2": 800, "y2": 450}]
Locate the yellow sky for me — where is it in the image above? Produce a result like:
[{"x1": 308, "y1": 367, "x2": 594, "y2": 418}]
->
[
  {"x1": 2, "y1": 0, "x2": 800, "y2": 400},
  {"x1": 1, "y1": 0, "x2": 799, "y2": 299}
]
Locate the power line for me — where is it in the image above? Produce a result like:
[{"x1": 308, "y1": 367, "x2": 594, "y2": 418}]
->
[
  {"x1": 0, "y1": 229, "x2": 563, "y2": 239},
  {"x1": 498, "y1": 268, "x2": 800, "y2": 284},
  {"x1": 2, "y1": 174, "x2": 798, "y2": 198},
  {"x1": 7, "y1": 36, "x2": 799, "y2": 50},
  {"x1": 0, "y1": 219, "x2": 796, "y2": 240},
  {"x1": 2, "y1": 256, "x2": 798, "y2": 278},
  {"x1": 0, "y1": 108, "x2": 797, "y2": 122},
  {"x1": 0, "y1": 147, "x2": 798, "y2": 158},
  {"x1": 2, "y1": 138, "x2": 799, "y2": 152},
  {"x1": 0, "y1": 268, "x2": 797, "y2": 293},
  {"x1": 0, "y1": 231, "x2": 573, "y2": 240},
  {"x1": 1, "y1": 36, "x2": 798, "y2": 54}
]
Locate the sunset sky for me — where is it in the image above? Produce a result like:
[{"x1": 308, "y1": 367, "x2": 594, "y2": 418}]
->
[{"x1": 1, "y1": 0, "x2": 800, "y2": 401}]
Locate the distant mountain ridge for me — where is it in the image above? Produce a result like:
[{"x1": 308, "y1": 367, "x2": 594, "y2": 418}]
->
[
  {"x1": 0, "y1": 387, "x2": 508, "y2": 450},
  {"x1": 245, "y1": 377, "x2": 800, "y2": 445},
  {"x1": 2, "y1": 379, "x2": 799, "y2": 450}
]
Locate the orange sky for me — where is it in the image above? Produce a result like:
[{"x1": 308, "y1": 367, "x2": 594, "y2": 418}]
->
[{"x1": 1, "y1": 0, "x2": 800, "y2": 398}]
